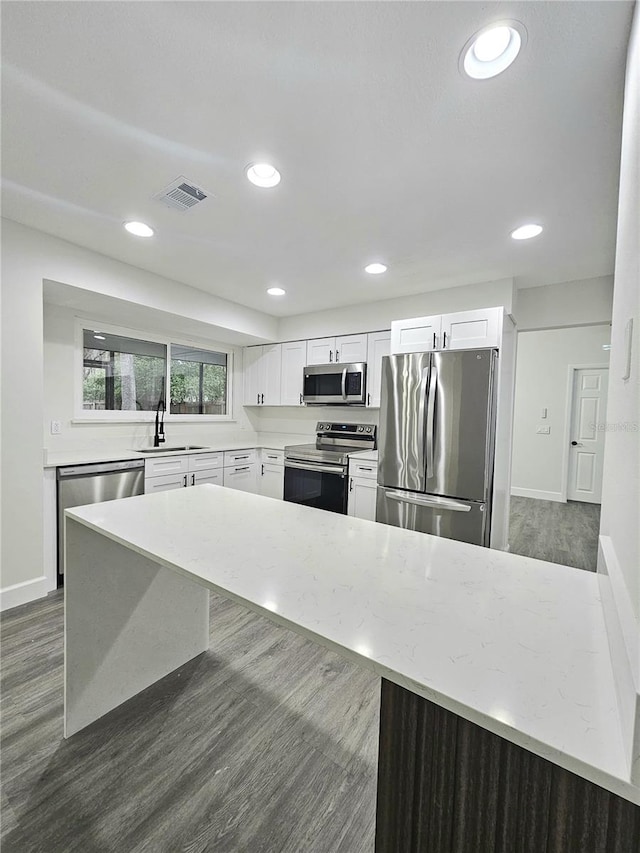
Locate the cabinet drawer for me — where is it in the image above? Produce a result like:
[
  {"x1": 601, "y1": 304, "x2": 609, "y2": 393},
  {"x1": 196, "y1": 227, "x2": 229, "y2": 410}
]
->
[
  {"x1": 223, "y1": 463, "x2": 258, "y2": 493},
  {"x1": 189, "y1": 452, "x2": 223, "y2": 471},
  {"x1": 192, "y1": 469, "x2": 223, "y2": 486},
  {"x1": 224, "y1": 449, "x2": 257, "y2": 467},
  {"x1": 144, "y1": 472, "x2": 188, "y2": 493},
  {"x1": 261, "y1": 448, "x2": 284, "y2": 465},
  {"x1": 349, "y1": 460, "x2": 378, "y2": 480},
  {"x1": 144, "y1": 456, "x2": 189, "y2": 478}
]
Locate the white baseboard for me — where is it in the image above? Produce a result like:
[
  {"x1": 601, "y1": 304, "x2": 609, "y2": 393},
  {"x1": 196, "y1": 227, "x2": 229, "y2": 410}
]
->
[
  {"x1": 597, "y1": 536, "x2": 640, "y2": 785},
  {"x1": 510, "y1": 487, "x2": 565, "y2": 502},
  {"x1": 0, "y1": 576, "x2": 49, "y2": 612}
]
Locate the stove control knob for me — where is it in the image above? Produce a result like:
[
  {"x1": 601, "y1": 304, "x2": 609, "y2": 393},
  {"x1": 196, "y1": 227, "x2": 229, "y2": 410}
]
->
[
  {"x1": 366, "y1": 427, "x2": 372, "y2": 433},
  {"x1": 358, "y1": 426, "x2": 364, "y2": 432}
]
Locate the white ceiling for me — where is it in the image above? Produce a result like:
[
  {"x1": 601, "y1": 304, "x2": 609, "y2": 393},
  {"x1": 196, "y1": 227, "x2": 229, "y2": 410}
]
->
[{"x1": 1, "y1": 1, "x2": 634, "y2": 317}]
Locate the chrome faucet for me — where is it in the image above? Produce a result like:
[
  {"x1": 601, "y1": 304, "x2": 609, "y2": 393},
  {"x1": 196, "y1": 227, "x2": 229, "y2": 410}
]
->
[{"x1": 154, "y1": 398, "x2": 166, "y2": 447}]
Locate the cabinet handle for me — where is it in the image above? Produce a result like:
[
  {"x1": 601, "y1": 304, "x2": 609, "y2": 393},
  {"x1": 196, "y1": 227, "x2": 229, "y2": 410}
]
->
[
  {"x1": 433, "y1": 332, "x2": 436, "y2": 349},
  {"x1": 261, "y1": 463, "x2": 264, "y2": 476},
  {"x1": 191, "y1": 474, "x2": 195, "y2": 486},
  {"x1": 335, "y1": 350, "x2": 339, "y2": 362},
  {"x1": 257, "y1": 393, "x2": 260, "y2": 404},
  {"x1": 359, "y1": 467, "x2": 373, "y2": 472},
  {"x1": 443, "y1": 331, "x2": 447, "y2": 348},
  {"x1": 367, "y1": 392, "x2": 370, "y2": 406},
  {"x1": 267, "y1": 455, "x2": 277, "y2": 460},
  {"x1": 183, "y1": 475, "x2": 188, "y2": 487},
  {"x1": 329, "y1": 351, "x2": 333, "y2": 362},
  {"x1": 235, "y1": 455, "x2": 249, "y2": 460},
  {"x1": 299, "y1": 392, "x2": 303, "y2": 405},
  {"x1": 349, "y1": 477, "x2": 353, "y2": 492},
  {"x1": 234, "y1": 466, "x2": 250, "y2": 472},
  {"x1": 261, "y1": 393, "x2": 264, "y2": 404}
]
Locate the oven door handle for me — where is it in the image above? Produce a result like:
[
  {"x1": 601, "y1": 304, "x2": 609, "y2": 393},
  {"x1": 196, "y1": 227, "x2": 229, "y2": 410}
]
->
[{"x1": 285, "y1": 460, "x2": 346, "y2": 476}]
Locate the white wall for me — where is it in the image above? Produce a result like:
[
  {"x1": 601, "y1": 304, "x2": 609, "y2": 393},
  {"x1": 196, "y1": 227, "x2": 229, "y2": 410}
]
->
[
  {"x1": 516, "y1": 276, "x2": 614, "y2": 331},
  {"x1": 277, "y1": 277, "x2": 515, "y2": 341},
  {"x1": 600, "y1": 7, "x2": 640, "y2": 619},
  {"x1": 511, "y1": 325, "x2": 611, "y2": 501},
  {"x1": 43, "y1": 303, "x2": 255, "y2": 453},
  {"x1": 0, "y1": 218, "x2": 274, "y2": 601}
]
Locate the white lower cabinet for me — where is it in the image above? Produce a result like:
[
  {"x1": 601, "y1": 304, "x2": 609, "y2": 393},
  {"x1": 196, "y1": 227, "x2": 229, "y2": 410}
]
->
[
  {"x1": 192, "y1": 469, "x2": 223, "y2": 486},
  {"x1": 145, "y1": 451, "x2": 225, "y2": 493},
  {"x1": 347, "y1": 458, "x2": 378, "y2": 521},
  {"x1": 260, "y1": 449, "x2": 284, "y2": 499},
  {"x1": 223, "y1": 464, "x2": 258, "y2": 492},
  {"x1": 145, "y1": 471, "x2": 189, "y2": 492}
]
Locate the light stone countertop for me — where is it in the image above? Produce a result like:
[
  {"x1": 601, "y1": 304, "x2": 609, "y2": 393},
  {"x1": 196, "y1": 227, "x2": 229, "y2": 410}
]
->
[
  {"x1": 349, "y1": 449, "x2": 378, "y2": 462},
  {"x1": 66, "y1": 485, "x2": 637, "y2": 804}
]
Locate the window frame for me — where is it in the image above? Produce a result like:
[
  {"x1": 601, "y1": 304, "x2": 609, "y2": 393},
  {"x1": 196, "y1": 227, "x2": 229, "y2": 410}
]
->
[{"x1": 74, "y1": 318, "x2": 235, "y2": 423}]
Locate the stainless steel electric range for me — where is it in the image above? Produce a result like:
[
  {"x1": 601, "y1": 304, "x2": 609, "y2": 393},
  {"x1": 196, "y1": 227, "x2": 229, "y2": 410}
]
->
[{"x1": 284, "y1": 421, "x2": 377, "y2": 515}]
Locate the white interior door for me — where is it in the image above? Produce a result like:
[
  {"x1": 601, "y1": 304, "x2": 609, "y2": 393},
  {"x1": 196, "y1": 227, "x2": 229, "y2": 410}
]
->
[{"x1": 567, "y1": 368, "x2": 608, "y2": 503}]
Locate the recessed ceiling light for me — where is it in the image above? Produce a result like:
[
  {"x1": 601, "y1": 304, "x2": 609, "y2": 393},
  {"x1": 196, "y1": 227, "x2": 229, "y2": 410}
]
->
[
  {"x1": 246, "y1": 163, "x2": 281, "y2": 188},
  {"x1": 462, "y1": 21, "x2": 526, "y2": 80},
  {"x1": 365, "y1": 263, "x2": 387, "y2": 275},
  {"x1": 124, "y1": 221, "x2": 154, "y2": 237},
  {"x1": 511, "y1": 223, "x2": 543, "y2": 240},
  {"x1": 267, "y1": 287, "x2": 286, "y2": 296},
  {"x1": 94, "y1": 334, "x2": 106, "y2": 341}
]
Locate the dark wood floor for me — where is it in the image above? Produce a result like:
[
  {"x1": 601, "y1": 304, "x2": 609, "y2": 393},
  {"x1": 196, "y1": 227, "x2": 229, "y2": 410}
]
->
[
  {"x1": 509, "y1": 497, "x2": 601, "y2": 572},
  {"x1": 1, "y1": 590, "x2": 379, "y2": 853}
]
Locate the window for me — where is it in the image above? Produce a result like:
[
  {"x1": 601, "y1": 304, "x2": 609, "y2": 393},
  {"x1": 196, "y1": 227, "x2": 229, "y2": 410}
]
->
[
  {"x1": 78, "y1": 324, "x2": 231, "y2": 420},
  {"x1": 82, "y1": 331, "x2": 166, "y2": 412},
  {"x1": 170, "y1": 344, "x2": 228, "y2": 415}
]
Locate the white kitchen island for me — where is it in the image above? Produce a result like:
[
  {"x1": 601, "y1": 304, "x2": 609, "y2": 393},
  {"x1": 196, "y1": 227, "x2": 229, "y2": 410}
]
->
[{"x1": 64, "y1": 486, "x2": 639, "y2": 851}]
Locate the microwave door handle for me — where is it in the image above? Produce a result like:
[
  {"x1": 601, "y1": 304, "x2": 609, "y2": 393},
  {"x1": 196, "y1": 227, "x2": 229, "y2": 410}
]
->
[
  {"x1": 385, "y1": 491, "x2": 472, "y2": 512},
  {"x1": 341, "y1": 367, "x2": 348, "y2": 400},
  {"x1": 425, "y1": 367, "x2": 437, "y2": 480}
]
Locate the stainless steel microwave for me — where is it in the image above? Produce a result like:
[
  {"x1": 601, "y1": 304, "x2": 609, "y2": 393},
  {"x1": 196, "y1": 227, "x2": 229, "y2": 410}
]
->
[{"x1": 302, "y1": 362, "x2": 367, "y2": 405}]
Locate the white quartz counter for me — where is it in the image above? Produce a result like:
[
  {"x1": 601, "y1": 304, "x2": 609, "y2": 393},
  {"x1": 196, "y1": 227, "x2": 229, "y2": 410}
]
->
[
  {"x1": 44, "y1": 433, "x2": 300, "y2": 468},
  {"x1": 66, "y1": 485, "x2": 637, "y2": 804},
  {"x1": 350, "y1": 449, "x2": 378, "y2": 462}
]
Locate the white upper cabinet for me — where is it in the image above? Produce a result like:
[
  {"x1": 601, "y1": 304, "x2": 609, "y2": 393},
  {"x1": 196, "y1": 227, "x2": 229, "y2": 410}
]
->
[
  {"x1": 306, "y1": 334, "x2": 368, "y2": 365},
  {"x1": 391, "y1": 315, "x2": 441, "y2": 354},
  {"x1": 366, "y1": 331, "x2": 391, "y2": 407},
  {"x1": 243, "y1": 345, "x2": 282, "y2": 405},
  {"x1": 306, "y1": 337, "x2": 335, "y2": 365},
  {"x1": 391, "y1": 307, "x2": 504, "y2": 354},
  {"x1": 440, "y1": 307, "x2": 502, "y2": 350},
  {"x1": 280, "y1": 341, "x2": 307, "y2": 405},
  {"x1": 335, "y1": 333, "x2": 368, "y2": 363}
]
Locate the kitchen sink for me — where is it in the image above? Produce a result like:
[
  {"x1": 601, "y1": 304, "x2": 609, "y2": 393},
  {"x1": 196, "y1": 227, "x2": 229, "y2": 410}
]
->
[{"x1": 137, "y1": 445, "x2": 209, "y2": 453}]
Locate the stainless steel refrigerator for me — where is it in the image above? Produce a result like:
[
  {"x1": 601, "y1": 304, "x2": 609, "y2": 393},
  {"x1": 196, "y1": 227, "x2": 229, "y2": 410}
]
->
[{"x1": 376, "y1": 349, "x2": 498, "y2": 546}]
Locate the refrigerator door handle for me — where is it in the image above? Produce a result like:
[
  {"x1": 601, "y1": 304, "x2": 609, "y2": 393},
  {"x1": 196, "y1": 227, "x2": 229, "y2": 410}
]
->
[
  {"x1": 385, "y1": 491, "x2": 473, "y2": 513},
  {"x1": 417, "y1": 367, "x2": 430, "y2": 477},
  {"x1": 425, "y1": 369, "x2": 437, "y2": 479}
]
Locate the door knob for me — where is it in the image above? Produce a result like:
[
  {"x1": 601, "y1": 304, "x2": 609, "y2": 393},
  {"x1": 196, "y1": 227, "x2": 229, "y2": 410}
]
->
[{"x1": 571, "y1": 441, "x2": 583, "y2": 446}]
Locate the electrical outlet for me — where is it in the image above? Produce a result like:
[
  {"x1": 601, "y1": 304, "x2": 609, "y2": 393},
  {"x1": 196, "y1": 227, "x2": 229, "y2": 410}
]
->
[
  {"x1": 541, "y1": 407, "x2": 548, "y2": 419},
  {"x1": 50, "y1": 420, "x2": 62, "y2": 435},
  {"x1": 536, "y1": 425, "x2": 551, "y2": 435}
]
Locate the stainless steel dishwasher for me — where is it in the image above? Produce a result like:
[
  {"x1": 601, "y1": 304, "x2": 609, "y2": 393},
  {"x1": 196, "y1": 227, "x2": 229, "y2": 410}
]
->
[{"x1": 57, "y1": 459, "x2": 145, "y2": 582}]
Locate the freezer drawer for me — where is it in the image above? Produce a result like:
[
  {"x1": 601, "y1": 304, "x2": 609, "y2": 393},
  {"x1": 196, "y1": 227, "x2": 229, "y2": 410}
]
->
[{"x1": 376, "y1": 487, "x2": 490, "y2": 547}]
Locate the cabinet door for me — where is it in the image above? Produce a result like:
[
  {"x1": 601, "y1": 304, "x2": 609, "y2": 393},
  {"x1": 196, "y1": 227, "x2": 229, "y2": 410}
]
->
[
  {"x1": 144, "y1": 472, "x2": 187, "y2": 493},
  {"x1": 260, "y1": 463, "x2": 284, "y2": 500},
  {"x1": 440, "y1": 307, "x2": 502, "y2": 350},
  {"x1": 223, "y1": 463, "x2": 258, "y2": 493},
  {"x1": 336, "y1": 334, "x2": 368, "y2": 363},
  {"x1": 347, "y1": 477, "x2": 377, "y2": 521},
  {"x1": 306, "y1": 337, "x2": 335, "y2": 365},
  {"x1": 261, "y1": 344, "x2": 282, "y2": 405},
  {"x1": 366, "y1": 331, "x2": 391, "y2": 407},
  {"x1": 243, "y1": 346, "x2": 262, "y2": 405},
  {"x1": 192, "y1": 469, "x2": 223, "y2": 486},
  {"x1": 280, "y1": 341, "x2": 307, "y2": 405},
  {"x1": 390, "y1": 315, "x2": 441, "y2": 354}
]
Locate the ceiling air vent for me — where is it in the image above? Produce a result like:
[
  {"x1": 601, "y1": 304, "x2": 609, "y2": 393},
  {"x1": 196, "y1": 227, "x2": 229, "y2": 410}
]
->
[{"x1": 152, "y1": 176, "x2": 211, "y2": 212}]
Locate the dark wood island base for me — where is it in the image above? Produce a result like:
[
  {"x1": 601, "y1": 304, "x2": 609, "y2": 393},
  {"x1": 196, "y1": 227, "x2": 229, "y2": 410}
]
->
[{"x1": 375, "y1": 679, "x2": 640, "y2": 853}]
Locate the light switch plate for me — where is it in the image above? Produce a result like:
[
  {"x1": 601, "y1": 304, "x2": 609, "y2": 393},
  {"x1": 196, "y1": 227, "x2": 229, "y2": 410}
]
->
[
  {"x1": 50, "y1": 420, "x2": 62, "y2": 435},
  {"x1": 536, "y1": 425, "x2": 551, "y2": 435}
]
